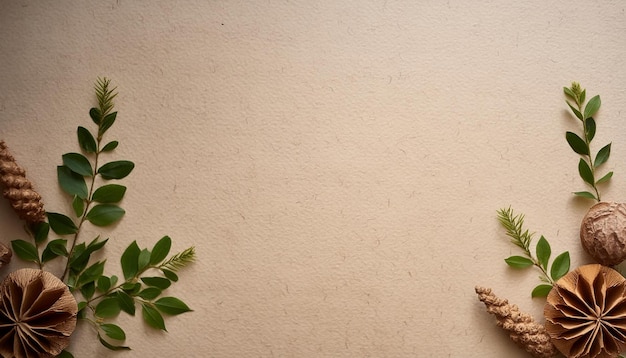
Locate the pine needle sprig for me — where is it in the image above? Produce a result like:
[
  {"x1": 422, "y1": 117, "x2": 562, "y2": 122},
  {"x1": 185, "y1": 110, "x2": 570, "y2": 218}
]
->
[
  {"x1": 160, "y1": 247, "x2": 196, "y2": 272},
  {"x1": 497, "y1": 207, "x2": 533, "y2": 252},
  {"x1": 95, "y1": 77, "x2": 117, "y2": 118}
]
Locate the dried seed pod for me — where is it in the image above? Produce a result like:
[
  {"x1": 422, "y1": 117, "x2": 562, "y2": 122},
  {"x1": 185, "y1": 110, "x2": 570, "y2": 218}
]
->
[
  {"x1": 0, "y1": 242, "x2": 11, "y2": 268},
  {"x1": 475, "y1": 286, "x2": 558, "y2": 358},
  {"x1": 580, "y1": 202, "x2": 626, "y2": 266},
  {"x1": 0, "y1": 141, "x2": 46, "y2": 224},
  {"x1": 0, "y1": 268, "x2": 77, "y2": 358},
  {"x1": 544, "y1": 264, "x2": 626, "y2": 358}
]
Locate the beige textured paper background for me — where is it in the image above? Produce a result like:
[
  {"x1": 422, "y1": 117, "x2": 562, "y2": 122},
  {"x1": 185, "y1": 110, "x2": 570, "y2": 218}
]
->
[{"x1": 2, "y1": 1, "x2": 626, "y2": 357}]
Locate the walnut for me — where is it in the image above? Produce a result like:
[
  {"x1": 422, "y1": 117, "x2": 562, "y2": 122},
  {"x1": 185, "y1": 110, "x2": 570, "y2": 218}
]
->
[
  {"x1": 544, "y1": 264, "x2": 626, "y2": 358},
  {"x1": 0, "y1": 268, "x2": 77, "y2": 358},
  {"x1": 580, "y1": 202, "x2": 626, "y2": 266}
]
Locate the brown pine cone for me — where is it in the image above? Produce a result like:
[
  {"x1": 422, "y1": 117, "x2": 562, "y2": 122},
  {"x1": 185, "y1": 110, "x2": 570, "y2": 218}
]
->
[
  {"x1": 475, "y1": 286, "x2": 558, "y2": 358},
  {"x1": 0, "y1": 140, "x2": 46, "y2": 224}
]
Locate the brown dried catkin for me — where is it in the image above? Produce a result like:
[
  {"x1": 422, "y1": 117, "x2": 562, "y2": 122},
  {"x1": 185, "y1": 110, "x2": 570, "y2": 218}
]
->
[
  {"x1": 475, "y1": 286, "x2": 558, "y2": 358},
  {"x1": 0, "y1": 140, "x2": 46, "y2": 224}
]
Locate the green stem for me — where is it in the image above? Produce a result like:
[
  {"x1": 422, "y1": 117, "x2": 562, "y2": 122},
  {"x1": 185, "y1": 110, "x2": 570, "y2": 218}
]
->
[{"x1": 578, "y1": 105, "x2": 601, "y2": 202}]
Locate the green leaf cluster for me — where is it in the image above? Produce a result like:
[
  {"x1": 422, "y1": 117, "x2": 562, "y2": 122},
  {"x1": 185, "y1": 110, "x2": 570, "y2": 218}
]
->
[
  {"x1": 8, "y1": 78, "x2": 195, "y2": 354},
  {"x1": 564, "y1": 83, "x2": 612, "y2": 201},
  {"x1": 77, "y1": 238, "x2": 195, "y2": 350},
  {"x1": 497, "y1": 207, "x2": 570, "y2": 297}
]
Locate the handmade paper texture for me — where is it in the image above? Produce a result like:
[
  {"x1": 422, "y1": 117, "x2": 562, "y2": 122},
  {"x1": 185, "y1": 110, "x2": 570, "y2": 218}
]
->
[{"x1": 2, "y1": 1, "x2": 626, "y2": 356}]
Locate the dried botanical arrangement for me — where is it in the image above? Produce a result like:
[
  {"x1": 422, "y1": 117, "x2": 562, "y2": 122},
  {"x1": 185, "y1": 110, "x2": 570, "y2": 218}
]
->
[
  {"x1": 476, "y1": 83, "x2": 626, "y2": 358},
  {"x1": 0, "y1": 78, "x2": 195, "y2": 357}
]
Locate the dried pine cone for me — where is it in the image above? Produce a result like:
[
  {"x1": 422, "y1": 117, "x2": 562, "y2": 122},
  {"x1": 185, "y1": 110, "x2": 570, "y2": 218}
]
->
[
  {"x1": 475, "y1": 286, "x2": 558, "y2": 358},
  {"x1": 0, "y1": 268, "x2": 77, "y2": 358},
  {"x1": 545, "y1": 264, "x2": 626, "y2": 358},
  {"x1": 0, "y1": 141, "x2": 46, "y2": 224},
  {"x1": 580, "y1": 202, "x2": 626, "y2": 266}
]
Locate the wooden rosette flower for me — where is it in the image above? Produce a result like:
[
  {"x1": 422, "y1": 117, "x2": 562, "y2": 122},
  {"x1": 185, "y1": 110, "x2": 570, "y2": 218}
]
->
[
  {"x1": 0, "y1": 268, "x2": 77, "y2": 358},
  {"x1": 544, "y1": 264, "x2": 626, "y2": 358}
]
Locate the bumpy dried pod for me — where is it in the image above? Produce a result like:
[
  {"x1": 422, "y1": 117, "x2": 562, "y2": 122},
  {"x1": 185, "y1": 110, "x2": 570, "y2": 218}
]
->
[
  {"x1": 0, "y1": 268, "x2": 77, "y2": 358},
  {"x1": 475, "y1": 286, "x2": 558, "y2": 358},
  {"x1": 0, "y1": 242, "x2": 11, "y2": 268},
  {"x1": 544, "y1": 264, "x2": 626, "y2": 358},
  {"x1": 0, "y1": 141, "x2": 46, "y2": 224},
  {"x1": 580, "y1": 202, "x2": 626, "y2": 266}
]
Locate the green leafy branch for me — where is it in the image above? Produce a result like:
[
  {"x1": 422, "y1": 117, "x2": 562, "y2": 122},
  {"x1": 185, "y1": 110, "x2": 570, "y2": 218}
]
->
[
  {"x1": 497, "y1": 207, "x2": 570, "y2": 298},
  {"x1": 9, "y1": 78, "x2": 195, "y2": 355},
  {"x1": 564, "y1": 82, "x2": 612, "y2": 201}
]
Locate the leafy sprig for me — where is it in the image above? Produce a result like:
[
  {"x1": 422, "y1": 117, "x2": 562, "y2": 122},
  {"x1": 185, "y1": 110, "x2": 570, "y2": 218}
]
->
[
  {"x1": 497, "y1": 207, "x2": 570, "y2": 297},
  {"x1": 564, "y1": 82, "x2": 612, "y2": 201},
  {"x1": 9, "y1": 78, "x2": 194, "y2": 355}
]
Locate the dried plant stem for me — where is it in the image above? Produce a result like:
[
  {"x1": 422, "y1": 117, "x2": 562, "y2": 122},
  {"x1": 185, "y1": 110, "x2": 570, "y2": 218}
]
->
[{"x1": 475, "y1": 286, "x2": 558, "y2": 358}]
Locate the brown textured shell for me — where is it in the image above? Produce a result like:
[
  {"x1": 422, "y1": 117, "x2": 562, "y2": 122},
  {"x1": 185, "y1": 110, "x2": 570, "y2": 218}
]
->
[{"x1": 580, "y1": 202, "x2": 626, "y2": 266}]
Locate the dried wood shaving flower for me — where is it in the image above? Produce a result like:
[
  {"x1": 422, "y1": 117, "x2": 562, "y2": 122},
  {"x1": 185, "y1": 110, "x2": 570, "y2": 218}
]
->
[
  {"x1": 0, "y1": 268, "x2": 77, "y2": 358},
  {"x1": 580, "y1": 202, "x2": 626, "y2": 266},
  {"x1": 545, "y1": 264, "x2": 626, "y2": 358},
  {"x1": 0, "y1": 141, "x2": 46, "y2": 224},
  {"x1": 475, "y1": 286, "x2": 558, "y2": 358}
]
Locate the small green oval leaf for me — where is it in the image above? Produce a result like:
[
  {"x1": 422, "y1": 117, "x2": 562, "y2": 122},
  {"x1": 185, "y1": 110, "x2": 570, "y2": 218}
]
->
[
  {"x1": 32, "y1": 222, "x2": 49, "y2": 244},
  {"x1": 11, "y1": 240, "x2": 39, "y2": 263},
  {"x1": 102, "y1": 141, "x2": 119, "y2": 152},
  {"x1": 90, "y1": 108, "x2": 101, "y2": 125},
  {"x1": 100, "y1": 323, "x2": 126, "y2": 341},
  {"x1": 536, "y1": 236, "x2": 551, "y2": 270},
  {"x1": 97, "y1": 333, "x2": 131, "y2": 351},
  {"x1": 596, "y1": 171, "x2": 613, "y2": 184},
  {"x1": 141, "y1": 277, "x2": 171, "y2": 290},
  {"x1": 62, "y1": 153, "x2": 93, "y2": 177},
  {"x1": 117, "y1": 291, "x2": 136, "y2": 316},
  {"x1": 138, "y1": 287, "x2": 162, "y2": 300},
  {"x1": 578, "y1": 159, "x2": 594, "y2": 185},
  {"x1": 550, "y1": 251, "x2": 570, "y2": 282},
  {"x1": 573, "y1": 191, "x2": 597, "y2": 200},
  {"x1": 531, "y1": 284, "x2": 553, "y2": 298},
  {"x1": 504, "y1": 256, "x2": 533, "y2": 269},
  {"x1": 47, "y1": 212, "x2": 78, "y2": 235},
  {"x1": 121, "y1": 241, "x2": 140, "y2": 280},
  {"x1": 86, "y1": 204, "x2": 125, "y2": 226},
  {"x1": 77, "y1": 126, "x2": 97, "y2": 153},
  {"x1": 150, "y1": 236, "x2": 171, "y2": 265},
  {"x1": 57, "y1": 165, "x2": 88, "y2": 199},
  {"x1": 100, "y1": 325, "x2": 126, "y2": 342},
  {"x1": 565, "y1": 132, "x2": 589, "y2": 155},
  {"x1": 595, "y1": 143, "x2": 611, "y2": 167},
  {"x1": 584, "y1": 95, "x2": 601, "y2": 119},
  {"x1": 95, "y1": 297, "x2": 121, "y2": 318},
  {"x1": 92, "y1": 184, "x2": 126, "y2": 203},
  {"x1": 154, "y1": 297, "x2": 192, "y2": 315},
  {"x1": 142, "y1": 303, "x2": 167, "y2": 331},
  {"x1": 98, "y1": 160, "x2": 135, "y2": 180},
  {"x1": 72, "y1": 195, "x2": 84, "y2": 217},
  {"x1": 585, "y1": 117, "x2": 596, "y2": 142}
]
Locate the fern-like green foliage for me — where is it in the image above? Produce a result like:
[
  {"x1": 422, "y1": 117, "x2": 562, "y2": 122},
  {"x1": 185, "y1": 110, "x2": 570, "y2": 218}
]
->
[{"x1": 10, "y1": 78, "x2": 195, "y2": 356}]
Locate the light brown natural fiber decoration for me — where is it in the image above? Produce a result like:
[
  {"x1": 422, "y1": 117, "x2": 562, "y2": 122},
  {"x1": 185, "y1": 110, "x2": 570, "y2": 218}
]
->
[
  {"x1": 545, "y1": 264, "x2": 626, "y2": 358},
  {"x1": 0, "y1": 268, "x2": 77, "y2": 358},
  {"x1": 475, "y1": 286, "x2": 558, "y2": 358},
  {"x1": 0, "y1": 141, "x2": 46, "y2": 224},
  {"x1": 580, "y1": 202, "x2": 626, "y2": 266}
]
